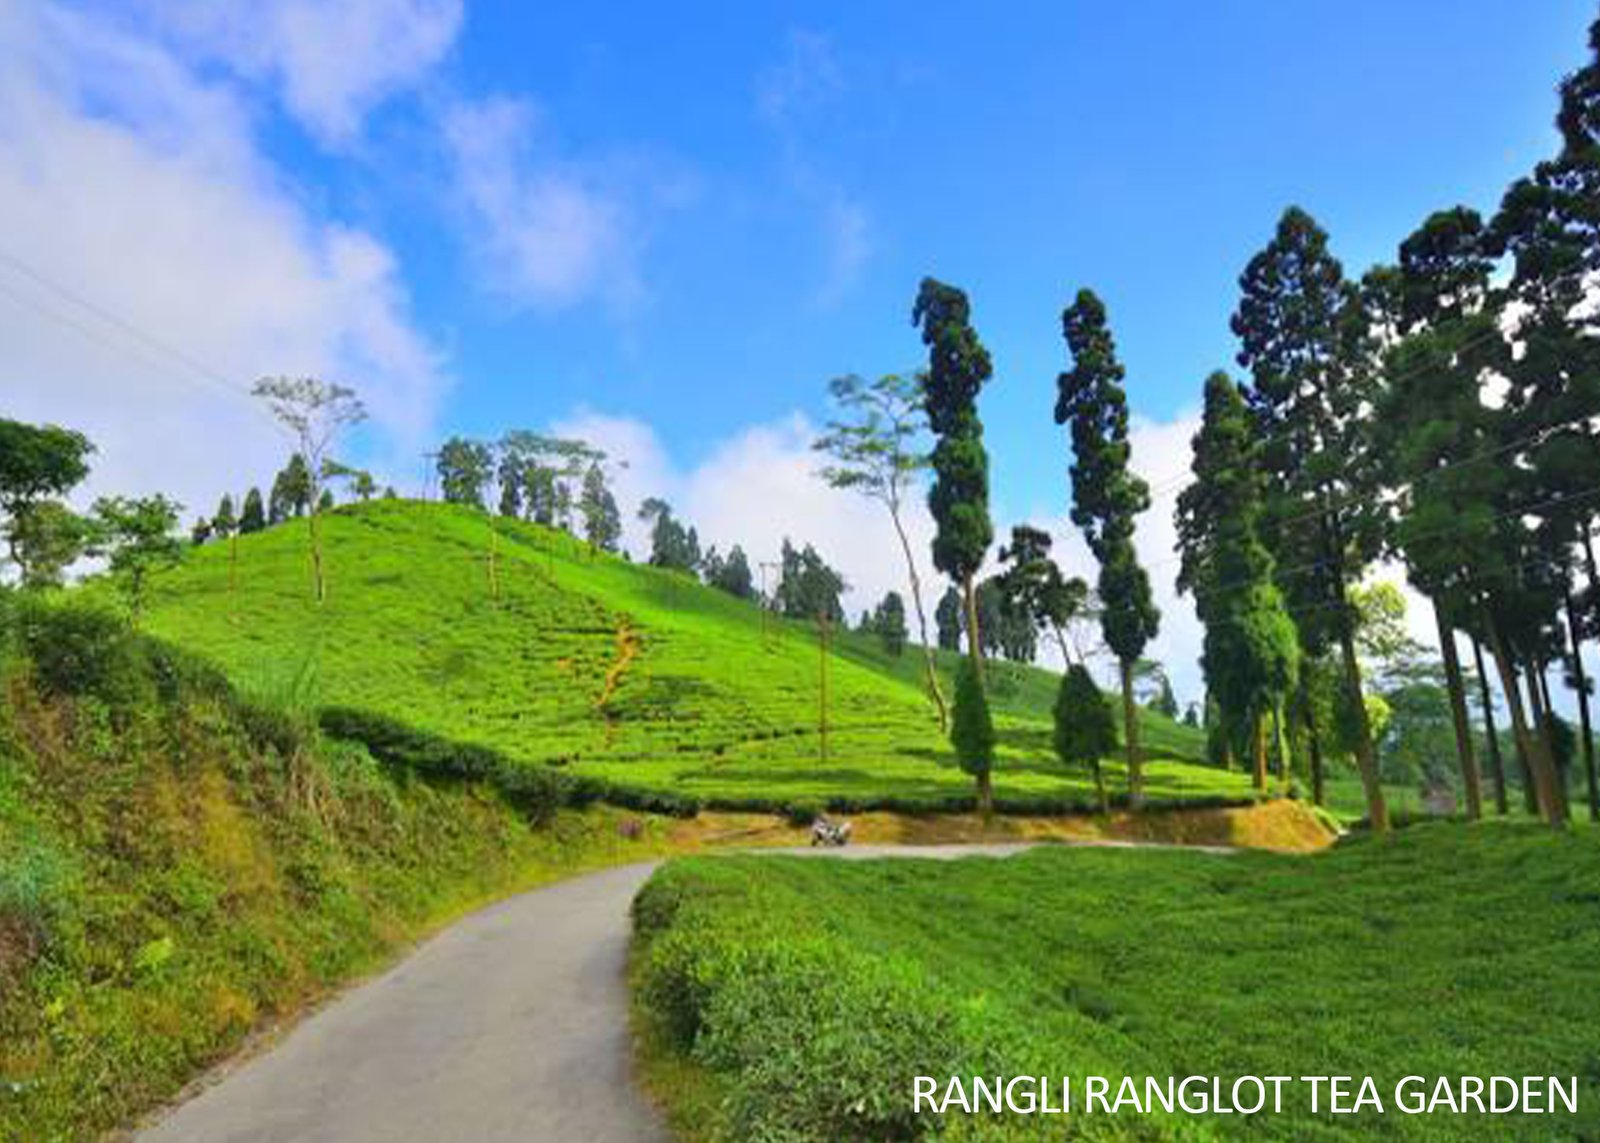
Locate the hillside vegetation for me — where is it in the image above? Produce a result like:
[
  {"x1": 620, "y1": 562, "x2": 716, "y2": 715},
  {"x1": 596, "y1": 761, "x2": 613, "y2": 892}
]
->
[
  {"x1": 633, "y1": 825, "x2": 1600, "y2": 1142},
  {"x1": 0, "y1": 597, "x2": 679, "y2": 1142},
  {"x1": 135, "y1": 500, "x2": 1246, "y2": 813}
]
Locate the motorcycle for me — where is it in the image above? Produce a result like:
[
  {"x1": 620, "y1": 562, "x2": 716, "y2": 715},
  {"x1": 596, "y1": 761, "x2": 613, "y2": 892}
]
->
[{"x1": 810, "y1": 816, "x2": 852, "y2": 847}]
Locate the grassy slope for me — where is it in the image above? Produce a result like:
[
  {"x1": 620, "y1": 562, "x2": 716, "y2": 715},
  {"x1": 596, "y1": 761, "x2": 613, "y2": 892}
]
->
[
  {"x1": 136, "y1": 501, "x2": 1245, "y2": 809},
  {"x1": 633, "y1": 824, "x2": 1600, "y2": 1142},
  {"x1": 0, "y1": 606, "x2": 686, "y2": 1142}
]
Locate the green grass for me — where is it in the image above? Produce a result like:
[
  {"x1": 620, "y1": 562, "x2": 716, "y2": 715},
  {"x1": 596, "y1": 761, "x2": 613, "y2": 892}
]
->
[
  {"x1": 0, "y1": 599, "x2": 687, "y2": 1142},
  {"x1": 633, "y1": 824, "x2": 1600, "y2": 1141},
  {"x1": 131, "y1": 500, "x2": 1245, "y2": 811}
]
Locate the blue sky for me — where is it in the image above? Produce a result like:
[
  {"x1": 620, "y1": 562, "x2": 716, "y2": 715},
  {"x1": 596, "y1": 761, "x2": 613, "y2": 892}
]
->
[
  {"x1": 333, "y1": 2, "x2": 1587, "y2": 487},
  {"x1": 3, "y1": 0, "x2": 1596, "y2": 698}
]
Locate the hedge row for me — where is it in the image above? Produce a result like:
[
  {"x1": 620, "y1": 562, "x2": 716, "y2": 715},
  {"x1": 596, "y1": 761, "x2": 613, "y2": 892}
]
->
[
  {"x1": 317, "y1": 706, "x2": 704, "y2": 821},
  {"x1": 699, "y1": 789, "x2": 1263, "y2": 821}
]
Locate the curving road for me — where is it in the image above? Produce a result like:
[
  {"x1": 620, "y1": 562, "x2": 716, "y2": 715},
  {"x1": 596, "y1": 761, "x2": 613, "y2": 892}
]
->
[{"x1": 135, "y1": 842, "x2": 1206, "y2": 1142}]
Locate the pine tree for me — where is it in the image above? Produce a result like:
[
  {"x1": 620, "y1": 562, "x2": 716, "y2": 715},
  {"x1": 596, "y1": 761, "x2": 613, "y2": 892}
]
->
[
  {"x1": 1176, "y1": 372, "x2": 1299, "y2": 793},
  {"x1": 875, "y1": 590, "x2": 909, "y2": 656},
  {"x1": 1056, "y1": 288, "x2": 1160, "y2": 806},
  {"x1": 1231, "y1": 207, "x2": 1390, "y2": 831},
  {"x1": 239, "y1": 488, "x2": 266, "y2": 534},
  {"x1": 212, "y1": 494, "x2": 236, "y2": 537}
]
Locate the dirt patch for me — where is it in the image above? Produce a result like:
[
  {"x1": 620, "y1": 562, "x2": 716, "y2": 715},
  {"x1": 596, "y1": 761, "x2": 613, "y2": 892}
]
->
[
  {"x1": 595, "y1": 620, "x2": 640, "y2": 711},
  {"x1": 682, "y1": 799, "x2": 1336, "y2": 855}
]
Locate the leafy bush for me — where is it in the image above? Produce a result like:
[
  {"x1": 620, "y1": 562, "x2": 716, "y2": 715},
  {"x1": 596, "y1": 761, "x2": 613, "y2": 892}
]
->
[
  {"x1": 634, "y1": 863, "x2": 969, "y2": 1141},
  {"x1": 14, "y1": 599, "x2": 149, "y2": 706}
]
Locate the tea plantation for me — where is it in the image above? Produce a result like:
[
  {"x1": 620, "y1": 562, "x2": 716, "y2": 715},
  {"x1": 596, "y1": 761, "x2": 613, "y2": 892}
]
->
[
  {"x1": 134, "y1": 501, "x2": 1249, "y2": 814},
  {"x1": 633, "y1": 824, "x2": 1600, "y2": 1141}
]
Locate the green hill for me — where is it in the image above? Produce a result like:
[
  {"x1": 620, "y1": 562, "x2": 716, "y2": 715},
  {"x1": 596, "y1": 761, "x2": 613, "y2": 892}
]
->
[{"x1": 133, "y1": 500, "x2": 1244, "y2": 812}]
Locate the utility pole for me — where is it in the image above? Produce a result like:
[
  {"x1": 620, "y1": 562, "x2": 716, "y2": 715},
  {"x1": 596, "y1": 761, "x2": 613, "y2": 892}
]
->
[
  {"x1": 759, "y1": 560, "x2": 781, "y2": 649},
  {"x1": 818, "y1": 613, "x2": 831, "y2": 765},
  {"x1": 420, "y1": 451, "x2": 439, "y2": 502}
]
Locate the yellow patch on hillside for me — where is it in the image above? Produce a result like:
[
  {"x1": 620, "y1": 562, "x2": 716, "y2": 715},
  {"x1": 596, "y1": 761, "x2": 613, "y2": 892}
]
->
[{"x1": 683, "y1": 798, "x2": 1336, "y2": 854}]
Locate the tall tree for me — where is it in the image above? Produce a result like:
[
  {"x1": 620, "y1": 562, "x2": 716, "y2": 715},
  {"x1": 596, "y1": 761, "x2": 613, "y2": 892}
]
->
[
  {"x1": 579, "y1": 462, "x2": 622, "y2": 553},
  {"x1": 1377, "y1": 207, "x2": 1503, "y2": 819},
  {"x1": 873, "y1": 591, "x2": 909, "y2": 656},
  {"x1": 996, "y1": 524, "x2": 1089, "y2": 666},
  {"x1": 708, "y1": 543, "x2": 755, "y2": 599},
  {"x1": 913, "y1": 278, "x2": 998, "y2": 813},
  {"x1": 1056, "y1": 288, "x2": 1160, "y2": 805},
  {"x1": 0, "y1": 418, "x2": 94, "y2": 584},
  {"x1": 10, "y1": 501, "x2": 90, "y2": 589},
  {"x1": 774, "y1": 539, "x2": 845, "y2": 623},
  {"x1": 815, "y1": 372, "x2": 948, "y2": 729},
  {"x1": 239, "y1": 487, "x2": 266, "y2": 534},
  {"x1": 89, "y1": 494, "x2": 185, "y2": 627},
  {"x1": 438, "y1": 437, "x2": 494, "y2": 508},
  {"x1": 1231, "y1": 207, "x2": 1390, "y2": 831},
  {"x1": 638, "y1": 498, "x2": 700, "y2": 574},
  {"x1": 254, "y1": 376, "x2": 366, "y2": 606},
  {"x1": 1176, "y1": 371, "x2": 1300, "y2": 792}
]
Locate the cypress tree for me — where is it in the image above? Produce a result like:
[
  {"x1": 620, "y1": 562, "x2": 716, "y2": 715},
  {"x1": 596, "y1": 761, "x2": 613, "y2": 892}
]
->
[
  {"x1": 950, "y1": 657, "x2": 995, "y2": 812},
  {"x1": 1054, "y1": 663, "x2": 1117, "y2": 814},
  {"x1": 1056, "y1": 288, "x2": 1159, "y2": 806},
  {"x1": 913, "y1": 278, "x2": 997, "y2": 813},
  {"x1": 1176, "y1": 372, "x2": 1299, "y2": 793}
]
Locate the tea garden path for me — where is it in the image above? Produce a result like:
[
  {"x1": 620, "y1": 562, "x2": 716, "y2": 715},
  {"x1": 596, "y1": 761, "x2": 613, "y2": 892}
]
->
[{"x1": 134, "y1": 840, "x2": 1230, "y2": 1143}]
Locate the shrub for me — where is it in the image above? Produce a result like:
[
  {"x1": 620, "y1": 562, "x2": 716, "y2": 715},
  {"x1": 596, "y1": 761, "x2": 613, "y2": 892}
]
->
[
  {"x1": 15, "y1": 600, "x2": 147, "y2": 706},
  {"x1": 784, "y1": 800, "x2": 823, "y2": 826}
]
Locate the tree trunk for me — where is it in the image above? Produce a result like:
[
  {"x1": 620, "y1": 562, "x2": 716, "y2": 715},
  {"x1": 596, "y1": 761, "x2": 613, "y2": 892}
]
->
[
  {"x1": 1567, "y1": 592, "x2": 1600, "y2": 823},
  {"x1": 1337, "y1": 620, "x2": 1389, "y2": 833},
  {"x1": 1535, "y1": 663, "x2": 1571, "y2": 822},
  {"x1": 1120, "y1": 656, "x2": 1144, "y2": 807},
  {"x1": 890, "y1": 508, "x2": 948, "y2": 731},
  {"x1": 309, "y1": 509, "x2": 326, "y2": 604},
  {"x1": 1485, "y1": 615, "x2": 1565, "y2": 827},
  {"x1": 1272, "y1": 701, "x2": 1291, "y2": 792},
  {"x1": 1302, "y1": 683, "x2": 1326, "y2": 807},
  {"x1": 487, "y1": 517, "x2": 501, "y2": 601},
  {"x1": 1051, "y1": 623, "x2": 1074, "y2": 668},
  {"x1": 1250, "y1": 710, "x2": 1268, "y2": 793},
  {"x1": 1470, "y1": 635, "x2": 1508, "y2": 816},
  {"x1": 961, "y1": 573, "x2": 992, "y2": 819},
  {"x1": 1433, "y1": 601, "x2": 1482, "y2": 820},
  {"x1": 1091, "y1": 759, "x2": 1108, "y2": 814}
]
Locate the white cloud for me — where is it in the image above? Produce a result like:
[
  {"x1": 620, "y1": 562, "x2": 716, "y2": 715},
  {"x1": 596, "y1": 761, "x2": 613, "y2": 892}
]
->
[
  {"x1": 441, "y1": 96, "x2": 641, "y2": 311},
  {"x1": 145, "y1": 0, "x2": 463, "y2": 146},
  {"x1": 548, "y1": 408, "x2": 937, "y2": 621},
  {"x1": 0, "y1": 0, "x2": 448, "y2": 518}
]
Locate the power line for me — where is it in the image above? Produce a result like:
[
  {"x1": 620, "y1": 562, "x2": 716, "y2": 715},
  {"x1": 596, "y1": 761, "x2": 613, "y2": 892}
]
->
[
  {"x1": 1148, "y1": 481, "x2": 1600, "y2": 626},
  {"x1": 1138, "y1": 316, "x2": 1522, "y2": 506},
  {"x1": 0, "y1": 245, "x2": 293, "y2": 442}
]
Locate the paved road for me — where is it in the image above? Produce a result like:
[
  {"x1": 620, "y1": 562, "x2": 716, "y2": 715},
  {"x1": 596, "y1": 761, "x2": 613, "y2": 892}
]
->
[{"x1": 136, "y1": 841, "x2": 1221, "y2": 1142}]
